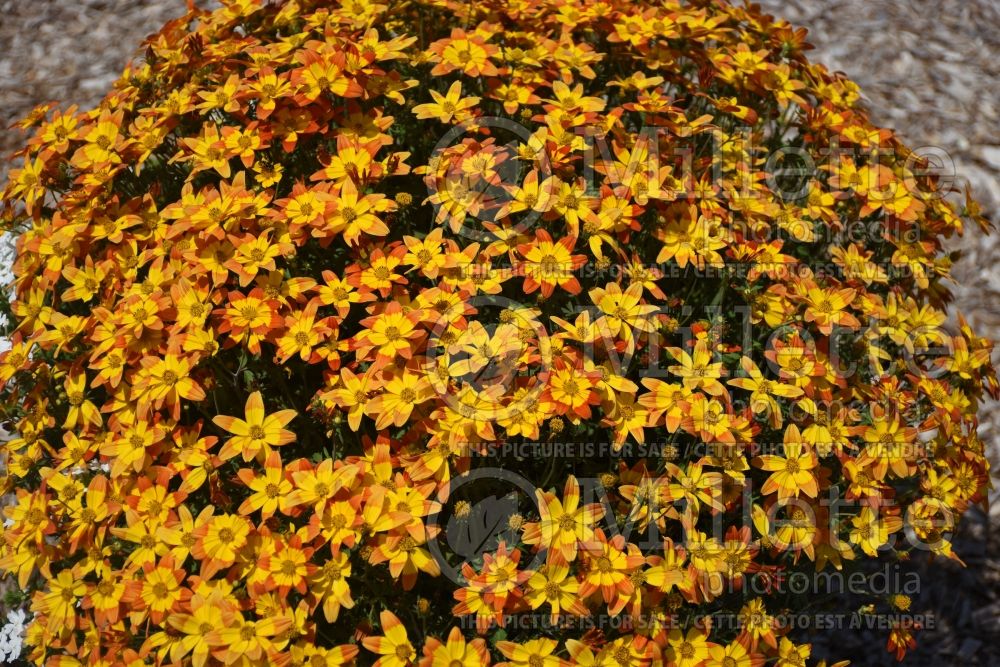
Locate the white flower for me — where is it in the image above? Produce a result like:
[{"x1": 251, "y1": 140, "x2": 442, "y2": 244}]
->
[{"x1": 0, "y1": 608, "x2": 27, "y2": 662}]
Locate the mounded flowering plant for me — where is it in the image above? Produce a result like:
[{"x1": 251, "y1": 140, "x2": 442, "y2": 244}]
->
[{"x1": 0, "y1": 0, "x2": 996, "y2": 665}]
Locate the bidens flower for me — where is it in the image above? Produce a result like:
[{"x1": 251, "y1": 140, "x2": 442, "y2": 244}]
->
[
  {"x1": 0, "y1": 0, "x2": 993, "y2": 665},
  {"x1": 213, "y1": 391, "x2": 297, "y2": 461}
]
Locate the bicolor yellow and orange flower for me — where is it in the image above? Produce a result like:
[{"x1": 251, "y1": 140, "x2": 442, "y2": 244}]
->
[{"x1": 0, "y1": 0, "x2": 994, "y2": 665}]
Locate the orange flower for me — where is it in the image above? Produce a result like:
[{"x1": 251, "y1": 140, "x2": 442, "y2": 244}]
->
[
  {"x1": 126, "y1": 556, "x2": 190, "y2": 625},
  {"x1": 356, "y1": 302, "x2": 425, "y2": 365},
  {"x1": 517, "y1": 230, "x2": 586, "y2": 297},
  {"x1": 522, "y1": 475, "x2": 604, "y2": 563},
  {"x1": 578, "y1": 533, "x2": 645, "y2": 616},
  {"x1": 32, "y1": 569, "x2": 85, "y2": 632},
  {"x1": 428, "y1": 29, "x2": 499, "y2": 77},
  {"x1": 366, "y1": 368, "x2": 435, "y2": 429},
  {"x1": 666, "y1": 340, "x2": 726, "y2": 396},
  {"x1": 192, "y1": 514, "x2": 251, "y2": 576},
  {"x1": 218, "y1": 289, "x2": 279, "y2": 355},
  {"x1": 333, "y1": 178, "x2": 395, "y2": 246},
  {"x1": 370, "y1": 524, "x2": 441, "y2": 590},
  {"x1": 802, "y1": 284, "x2": 859, "y2": 334},
  {"x1": 237, "y1": 451, "x2": 293, "y2": 518},
  {"x1": 206, "y1": 614, "x2": 291, "y2": 665},
  {"x1": 134, "y1": 353, "x2": 206, "y2": 420},
  {"x1": 1, "y1": 1, "x2": 994, "y2": 664}
]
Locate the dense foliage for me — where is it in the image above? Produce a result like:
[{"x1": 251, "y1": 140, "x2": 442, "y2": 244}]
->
[{"x1": 0, "y1": 0, "x2": 996, "y2": 665}]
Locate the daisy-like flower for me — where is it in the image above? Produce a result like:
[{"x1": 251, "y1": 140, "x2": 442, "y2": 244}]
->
[
  {"x1": 849, "y1": 506, "x2": 903, "y2": 557},
  {"x1": 420, "y1": 627, "x2": 490, "y2": 667},
  {"x1": 362, "y1": 610, "x2": 417, "y2": 667},
  {"x1": 756, "y1": 424, "x2": 819, "y2": 500},
  {"x1": 0, "y1": 1, "x2": 995, "y2": 664},
  {"x1": 666, "y1": 627, "x2": 712, "y2": 667},
  {"x1": 413, "y1": 81, "x2": 480, "y2": 124},
  {"x1": 213, "y1": 391, "x2": 297, "y2": 461},
  {"x1": 517, "y1": 230, "x2": 586, "y2": 297},
  {"x1": 522, "y1": 475, "x2": 604, "y2": 563},
  {"x1": 496, "y1": 638, "x2": 566, "y2": 667},
  {"x1": 428, "y1": 29, "x2": 499, "y2": 77},
  {"x1": 192, "y1": 514, "x2": 250, "y2": 575}
]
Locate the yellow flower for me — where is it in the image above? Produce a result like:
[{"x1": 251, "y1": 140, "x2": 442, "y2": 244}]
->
[
  {"x1": 309, "y1": 551, "x2": 355, "y2": 622},
  {"x1": 524, "y1": 563, "x2": 586, "y2": 620},
  {"x1": 776, "y1": 637, "x2": 811, "y2": 667},
  {"x1": 849, "y1": 507, "x2": 902, "y2": 557},
  {"x1": 412, "y1": 81, "x2": 480, "y2": 124},
  {"x1": 213, "y1": 391, "x2": 297, "y2": 461},
  {"x1": 666, "y1": 340, "x2": 726, "y2": 396},
  {"x1": 194, "y1": 514, "x2": 250, "y2": 569},
  {"x1": 757, "y1": 425, "x2": 819, "y2": 499},
  {"x1": 420, "y1": 627, "x2": 489, "y2": 667},
  {"x1": 522, "y1": 475, "x2": 604, "y2": 563},
  {"x1": 666, "y1": 627, "x2": 711, "y2": 667},
  {"x1": 363, "y1": 610, "x2": 417, "y2": 667},
  {"x1": 496, "y1": 638, "x2": 565, "y2": 667},
  {"x1": 33, "y1": 569, "x2": 85, "y2": 631},
  {"x1": 728, "y1": 356, "x2": 802, "y2": 428}
]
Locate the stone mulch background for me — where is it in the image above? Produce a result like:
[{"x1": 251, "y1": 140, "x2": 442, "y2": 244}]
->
[{"x1": 0, "y1": 1, "x2": 997, "y2": 665}]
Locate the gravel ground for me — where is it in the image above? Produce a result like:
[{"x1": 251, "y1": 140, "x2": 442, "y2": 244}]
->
[{"x1": 0, "y1": 1, "x2": 997, "y2": 665}]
